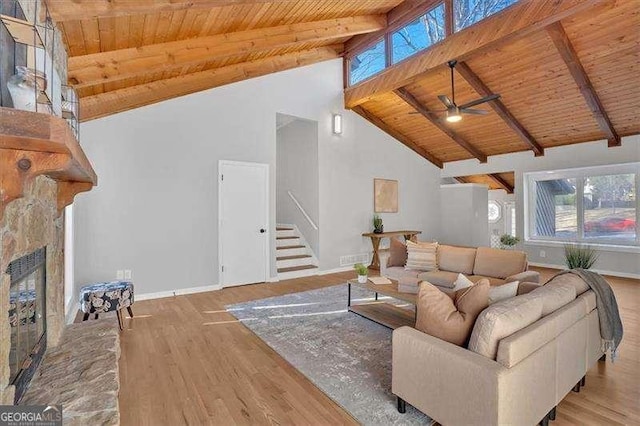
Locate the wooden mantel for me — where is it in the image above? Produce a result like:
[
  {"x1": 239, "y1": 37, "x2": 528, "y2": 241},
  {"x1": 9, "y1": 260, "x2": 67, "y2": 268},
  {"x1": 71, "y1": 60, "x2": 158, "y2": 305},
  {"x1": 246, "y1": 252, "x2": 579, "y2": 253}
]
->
[{"x1": 0, "y1": 107, "x2": 97, "y2": 220}]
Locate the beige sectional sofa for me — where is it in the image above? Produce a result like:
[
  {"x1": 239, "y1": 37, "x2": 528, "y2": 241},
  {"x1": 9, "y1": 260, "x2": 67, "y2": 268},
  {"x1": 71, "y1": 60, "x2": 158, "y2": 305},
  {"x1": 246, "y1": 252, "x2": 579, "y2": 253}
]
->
[
  {"x1": 383, "y1": 244, "x2": 540, "y2": 288},
  {"x1": 392, "y1": 273, "x2": 603, "y2": 426}
]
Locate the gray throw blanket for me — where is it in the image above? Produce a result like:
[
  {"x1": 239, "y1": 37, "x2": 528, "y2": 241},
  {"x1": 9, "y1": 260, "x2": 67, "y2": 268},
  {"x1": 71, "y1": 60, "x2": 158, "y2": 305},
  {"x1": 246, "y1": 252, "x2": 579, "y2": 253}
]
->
[{"x1": 551, "y1": 269, "x2": 623, "y2": 361}]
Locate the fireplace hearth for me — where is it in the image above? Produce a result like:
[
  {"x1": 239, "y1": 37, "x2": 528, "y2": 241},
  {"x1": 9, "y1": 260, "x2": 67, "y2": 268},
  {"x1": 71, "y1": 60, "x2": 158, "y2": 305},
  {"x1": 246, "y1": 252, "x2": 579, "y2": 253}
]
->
[{"x1": 7, "y1": 248, "x2": 47, "y2": 403}]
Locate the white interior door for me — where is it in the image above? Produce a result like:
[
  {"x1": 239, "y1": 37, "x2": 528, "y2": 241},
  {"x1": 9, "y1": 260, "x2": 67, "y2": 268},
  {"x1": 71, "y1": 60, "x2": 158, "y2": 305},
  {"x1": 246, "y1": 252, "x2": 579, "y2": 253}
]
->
[{"x1": 219, "y1": 161, "x2": 269, "y2": 287}]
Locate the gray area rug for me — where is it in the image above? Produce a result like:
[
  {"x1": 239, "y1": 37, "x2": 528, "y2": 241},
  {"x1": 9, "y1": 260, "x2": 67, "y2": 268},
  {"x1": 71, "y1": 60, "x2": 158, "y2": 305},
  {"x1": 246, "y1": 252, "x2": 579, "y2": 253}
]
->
[{"x1": 226, "y1": 284, "x2": 432, "y2": 425}]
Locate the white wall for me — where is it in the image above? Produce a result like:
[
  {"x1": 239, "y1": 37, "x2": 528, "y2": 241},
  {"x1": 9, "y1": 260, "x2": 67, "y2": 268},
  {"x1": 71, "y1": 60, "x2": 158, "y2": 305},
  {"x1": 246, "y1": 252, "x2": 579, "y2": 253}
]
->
[
  {"x1": 442, "y1": 136, "x2": 640, "y2": 277},
  {"x1": 74, "y1": 59, "x2": 442, "y2": 297},
  {"x1": 439, "y1": 184, "x2": 489, "y2": 247},
  {"x1": 276, "y1": 117, "x2": 319, "y2": 256}
]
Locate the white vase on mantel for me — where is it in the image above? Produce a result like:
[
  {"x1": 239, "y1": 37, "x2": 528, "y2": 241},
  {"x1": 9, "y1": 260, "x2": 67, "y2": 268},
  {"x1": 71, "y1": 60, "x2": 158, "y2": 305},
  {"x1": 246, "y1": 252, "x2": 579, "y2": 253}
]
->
[{"x1": 7, "y1": 66, "x2": 47, "y2": 112}]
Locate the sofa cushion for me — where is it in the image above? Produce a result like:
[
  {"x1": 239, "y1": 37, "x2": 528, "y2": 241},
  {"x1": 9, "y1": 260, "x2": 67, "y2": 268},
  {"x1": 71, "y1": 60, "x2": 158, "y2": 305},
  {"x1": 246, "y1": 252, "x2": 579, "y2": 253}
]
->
[
  {"x1": 544, "y1": 273, "x2": 590, "y2": 296},
  {"x1": 417, "y1": 270, "x2": 460, "y2": 289},
  {"x1": 468, "y1": 294, "x2": 544, "y2": 359},
  {"x1": 405, "y1": 241, "x2": 438, "y2": 271},
  {"x1": 415, "y1": 280, "x2": 490, "y2": 346},
  {"x1": 528, "y1": 281, "x2": 577, "y2": 316},
  {"x1": 473, "y1": 247, "x2": 527, "y2": 279},
  {"x1": 388, "y1": 237, "x2": 407, "y2": 267},
  {"x1": 496, "y1": 296, "x2": 586, "y2": 368},
  {"x1": 385, "y1": 266, "x2": 419, "y2": 281},
  {"x1": 488, "y1": 281, "x2": 519, "y2": 305},
  {"x1": 438, "y1": 245, "x2": 477, "y2": 275},
  {"x1": 468, "y1": 275, "x2": 506, "y2": 287}
]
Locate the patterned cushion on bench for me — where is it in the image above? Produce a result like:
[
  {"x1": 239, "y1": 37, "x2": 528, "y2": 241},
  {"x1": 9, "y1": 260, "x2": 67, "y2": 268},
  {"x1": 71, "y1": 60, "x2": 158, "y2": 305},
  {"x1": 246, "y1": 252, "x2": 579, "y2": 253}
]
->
[{"x1": 80, "y1": 281, "x2": 134, "y2": 314}]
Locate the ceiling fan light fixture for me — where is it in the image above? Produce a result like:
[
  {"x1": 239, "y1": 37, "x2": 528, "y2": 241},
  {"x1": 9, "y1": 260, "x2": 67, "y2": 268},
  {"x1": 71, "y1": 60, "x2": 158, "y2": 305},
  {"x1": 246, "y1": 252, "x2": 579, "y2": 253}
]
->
[{"x1": 446, "y1": 108, "x2": 462, "y2": 123}]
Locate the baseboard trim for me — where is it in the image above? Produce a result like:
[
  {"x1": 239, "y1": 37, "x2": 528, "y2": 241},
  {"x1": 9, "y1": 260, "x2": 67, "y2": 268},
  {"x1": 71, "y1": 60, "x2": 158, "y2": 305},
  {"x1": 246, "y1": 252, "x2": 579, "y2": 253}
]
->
[
  {"x1": 136, "y1": 284, "x2": 223, "y2": 301},
  {"x1": 267, "y1": 276, "x2": 280, "y2": 283},
  {"x1": 529, "y1": 262, "x2": 640, "y2": 280},
  {"x1": 318, "y1": 266, "x2": 354, "y2": 275}
]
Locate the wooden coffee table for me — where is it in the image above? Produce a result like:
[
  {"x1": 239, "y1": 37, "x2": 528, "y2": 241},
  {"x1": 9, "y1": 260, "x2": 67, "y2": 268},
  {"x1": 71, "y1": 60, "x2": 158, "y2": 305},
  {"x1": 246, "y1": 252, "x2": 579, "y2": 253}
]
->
[{"x1": 347, "y1": 279, "x2": 416, "y2": 330}]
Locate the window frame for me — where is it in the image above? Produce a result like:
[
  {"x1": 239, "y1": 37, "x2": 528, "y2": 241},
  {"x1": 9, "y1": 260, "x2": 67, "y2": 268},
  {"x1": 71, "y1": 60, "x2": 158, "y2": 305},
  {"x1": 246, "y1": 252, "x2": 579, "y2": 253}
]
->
[{"x1": 524, "y1": 163, "x2": 640, "y2": 250}]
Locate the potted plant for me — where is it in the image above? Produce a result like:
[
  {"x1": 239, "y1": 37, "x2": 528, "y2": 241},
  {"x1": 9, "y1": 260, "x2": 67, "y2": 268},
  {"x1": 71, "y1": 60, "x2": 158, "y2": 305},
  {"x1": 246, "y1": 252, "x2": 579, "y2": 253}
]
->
[
  {"x1": 499, "y1": 234, "x2": 520, "y2": 250},
  {"x1": 373, "y1": 214, "x2": 384, "y2": 234},
  {"x1": 354, "y1": 263, "x2": 368, "y2": 283},
  {"x1": 564, "y1": 244, "x2": 599, "y2": 269}
]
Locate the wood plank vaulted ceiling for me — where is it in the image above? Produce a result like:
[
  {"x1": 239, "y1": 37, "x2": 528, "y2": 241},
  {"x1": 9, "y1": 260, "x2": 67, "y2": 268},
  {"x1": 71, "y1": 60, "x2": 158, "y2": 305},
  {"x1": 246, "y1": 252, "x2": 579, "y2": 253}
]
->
[{"x1": 50, "y1": 0, "x2": 639, "y2": 168}]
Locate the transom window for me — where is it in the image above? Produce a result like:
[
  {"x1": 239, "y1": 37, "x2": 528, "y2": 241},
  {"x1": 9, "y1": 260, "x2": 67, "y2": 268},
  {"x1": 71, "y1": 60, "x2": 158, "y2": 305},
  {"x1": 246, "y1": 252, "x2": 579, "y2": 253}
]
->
[
  {"x1": 391, "y1": 4, "x2": 446, "y2": 64},
  {"x1": 346, "y1": 0, "x2": 521, "y2": 86},
  {"x1": 525, "y1": 163, "x2": 640, "y2": 248}
]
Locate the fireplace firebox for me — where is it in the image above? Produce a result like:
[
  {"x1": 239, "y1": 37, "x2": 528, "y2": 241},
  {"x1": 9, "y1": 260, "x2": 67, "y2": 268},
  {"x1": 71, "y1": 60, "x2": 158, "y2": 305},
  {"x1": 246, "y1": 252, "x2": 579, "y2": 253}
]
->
[{"x1": 7, "y1": 247, "x2": 47, "y2": 403}]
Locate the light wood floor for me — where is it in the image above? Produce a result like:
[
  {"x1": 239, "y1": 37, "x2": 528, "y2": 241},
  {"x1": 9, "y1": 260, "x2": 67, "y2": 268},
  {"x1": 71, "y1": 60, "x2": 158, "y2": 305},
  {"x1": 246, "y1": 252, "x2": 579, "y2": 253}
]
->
[{"x1": 117, "y1": 268, "x2": 639, "y2": 425}]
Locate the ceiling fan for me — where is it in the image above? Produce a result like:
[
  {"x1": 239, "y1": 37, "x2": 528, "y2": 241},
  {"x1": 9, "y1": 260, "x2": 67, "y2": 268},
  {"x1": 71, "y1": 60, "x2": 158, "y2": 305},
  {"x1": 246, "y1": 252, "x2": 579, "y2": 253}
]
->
[{"x1": 413, "y1": 60, "x2": 500, "y2": 123}]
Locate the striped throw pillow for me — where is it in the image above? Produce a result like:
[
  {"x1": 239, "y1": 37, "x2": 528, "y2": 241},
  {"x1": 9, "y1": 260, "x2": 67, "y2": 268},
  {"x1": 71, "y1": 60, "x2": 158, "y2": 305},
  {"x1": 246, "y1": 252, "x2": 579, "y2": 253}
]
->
[{"x1": 405, "y1": 241, "x2": 438, "y2": 271}]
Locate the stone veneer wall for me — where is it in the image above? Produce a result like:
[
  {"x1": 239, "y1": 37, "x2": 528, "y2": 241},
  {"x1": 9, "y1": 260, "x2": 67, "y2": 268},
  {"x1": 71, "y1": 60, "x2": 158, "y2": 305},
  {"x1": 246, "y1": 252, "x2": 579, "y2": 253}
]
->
[{"x1": 0, "y1": 176, "x2": 65, "y2": 404}]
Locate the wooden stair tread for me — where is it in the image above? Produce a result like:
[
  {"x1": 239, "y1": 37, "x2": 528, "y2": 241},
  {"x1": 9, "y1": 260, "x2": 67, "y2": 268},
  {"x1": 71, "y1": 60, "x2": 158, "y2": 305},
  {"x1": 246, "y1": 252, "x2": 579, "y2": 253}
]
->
[
  {"x1": 276, "y1": 227, "x2": 293, "y2": 231},
  {"x1": 276, "y1": 245, "x2": 305, "y2": 250},
  {"x1": 277, "y1": 265, "x2": 318, "y2": 273},
  {"x1": 277, "y1": 255, "x2": 312, "y2": 261},
  {"x1": 276, "y1": 236, "x2": 298, "y2": 240}
]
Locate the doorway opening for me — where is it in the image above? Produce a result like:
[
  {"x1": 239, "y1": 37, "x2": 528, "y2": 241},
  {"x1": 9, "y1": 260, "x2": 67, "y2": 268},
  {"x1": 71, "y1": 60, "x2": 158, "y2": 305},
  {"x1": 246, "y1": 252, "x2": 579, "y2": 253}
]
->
[{"x1": 275, "y1": 113, "x2": 320, "y2": 279}]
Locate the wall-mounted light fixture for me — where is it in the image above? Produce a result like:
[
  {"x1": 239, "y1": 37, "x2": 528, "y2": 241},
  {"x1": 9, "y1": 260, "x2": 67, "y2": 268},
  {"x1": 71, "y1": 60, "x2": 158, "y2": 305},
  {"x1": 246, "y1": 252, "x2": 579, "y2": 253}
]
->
[{"x1": 332, "y1": 113, "x2": 343, "y2": 135}]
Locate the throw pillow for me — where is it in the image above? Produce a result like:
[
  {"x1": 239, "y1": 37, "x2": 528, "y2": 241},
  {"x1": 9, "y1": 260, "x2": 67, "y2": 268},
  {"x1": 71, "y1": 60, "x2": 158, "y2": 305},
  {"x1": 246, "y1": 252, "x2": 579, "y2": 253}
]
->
[
  {"x1": 405, "y1": 241, "x2": 438, "y2": 271},
  {"x1": 387, "y1": 237, "x2": 408, "y2": 267},
  {"x1": 415, "y1": 279, "x2": 490, "y2": 346},
  {"x1": 451, "y1": 273, "x2": 474, "y2": 292},
  {"x1": 488, "y1": 281, "x2": 519, "y2": 304}
]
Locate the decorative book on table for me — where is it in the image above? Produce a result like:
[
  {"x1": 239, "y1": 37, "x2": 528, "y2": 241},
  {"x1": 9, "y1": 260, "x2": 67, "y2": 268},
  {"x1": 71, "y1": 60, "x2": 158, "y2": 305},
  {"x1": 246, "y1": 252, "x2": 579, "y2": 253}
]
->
[{"x1": 368, "y1": 276, "x2": 392, "y2": 285}]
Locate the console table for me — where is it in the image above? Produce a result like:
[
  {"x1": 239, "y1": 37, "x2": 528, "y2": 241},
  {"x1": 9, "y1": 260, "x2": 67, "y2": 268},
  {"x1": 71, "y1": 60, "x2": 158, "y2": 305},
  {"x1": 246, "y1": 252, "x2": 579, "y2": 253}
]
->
[{"x1": 362, "y1": 230, "x2": 421, "y2": 270}]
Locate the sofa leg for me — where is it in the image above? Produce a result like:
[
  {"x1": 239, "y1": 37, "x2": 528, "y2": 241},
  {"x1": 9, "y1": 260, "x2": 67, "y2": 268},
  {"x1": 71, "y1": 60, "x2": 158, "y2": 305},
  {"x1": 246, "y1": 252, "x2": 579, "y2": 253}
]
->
[
  {"x1": 580, "y1": 376, "x2": 586, "y2": 387},
  {"x1": 599, "y1": 354, "x2": 606, "y2": 362},
  {"x1": 539, "y1": 413, "x2": 550, "y2": 426},
  {"x1": 82, "y1": 313, "x2": 89, "y2": 321},
  {"x1": 397, "y1": 397, "x2": 406, "y2": 414},
  {"x1": 549, "y1": 407, "x2": 557, "y2": 421},
  {"x1": 572, "y1": 383, "x2": 581, "y2": 393}
]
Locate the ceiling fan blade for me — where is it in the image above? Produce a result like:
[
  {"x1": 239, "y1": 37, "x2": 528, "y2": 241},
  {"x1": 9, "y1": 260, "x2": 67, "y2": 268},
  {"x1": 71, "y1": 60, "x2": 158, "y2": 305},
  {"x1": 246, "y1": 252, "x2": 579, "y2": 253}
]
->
[
  {"x1": 438, "y1": 95, "x2": 454, "y2": 108},
  {"x1": 459, "y1": 93, "x2": 500, "y2": 109},
  {"x1": 460, "y1": 108, "x2": 489, "y2": 115}
]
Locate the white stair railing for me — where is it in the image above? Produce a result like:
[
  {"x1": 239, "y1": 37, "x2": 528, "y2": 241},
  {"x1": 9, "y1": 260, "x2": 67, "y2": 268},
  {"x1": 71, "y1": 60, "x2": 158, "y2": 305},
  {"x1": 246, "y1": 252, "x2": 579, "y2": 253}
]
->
[{"x1": 287, "y1": 191, "x2": 318, "y2": 230}]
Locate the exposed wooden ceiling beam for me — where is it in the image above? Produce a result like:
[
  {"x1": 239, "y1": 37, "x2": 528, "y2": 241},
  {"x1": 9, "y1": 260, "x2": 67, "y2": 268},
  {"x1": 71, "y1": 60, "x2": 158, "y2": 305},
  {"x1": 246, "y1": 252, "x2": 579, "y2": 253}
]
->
[
  {"x1": 68, "y1": 15, "x2": 385, "y2": 88},
  {"x1": 46, "y1": 0, "x2": 299, "y2": 22},
  {"x1": 546, "y1": 22, "x2": 621, "y2": 147},
  {"x1": 344, "y1": 0, "x2": 603, "y2": 109},
  {"x1": 79, "y1": 45, "x2": 340, "y2": 122},
  {"x1": 344, "y1": 0, "x2": 439, "y2": 57},
  {"x1": 455, "y1": 61, "x2": 544, "y2": 157},
  {"x1": 351, "y1": 106, "x2": 443, "y2": 168},
  {"x1": 393, "y1": 87, "x2": 487, "y2": 163},
  {"x1": 487, "y1": 173, "x2": 514, "y2": 194}
]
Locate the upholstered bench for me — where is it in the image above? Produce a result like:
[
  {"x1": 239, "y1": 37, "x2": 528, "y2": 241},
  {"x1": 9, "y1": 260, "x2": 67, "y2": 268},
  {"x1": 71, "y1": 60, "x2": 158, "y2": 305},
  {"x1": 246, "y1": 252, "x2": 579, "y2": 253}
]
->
[{"x1": 79, "y1": 281, "x2": 134, "y2": 330}]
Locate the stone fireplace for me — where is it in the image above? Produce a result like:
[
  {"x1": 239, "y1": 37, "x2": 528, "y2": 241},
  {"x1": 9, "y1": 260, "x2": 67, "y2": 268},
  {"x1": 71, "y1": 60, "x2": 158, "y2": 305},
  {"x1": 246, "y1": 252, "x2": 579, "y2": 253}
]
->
[{"x1": 0, "y1": 176, "x2": 65, "y2": 404}]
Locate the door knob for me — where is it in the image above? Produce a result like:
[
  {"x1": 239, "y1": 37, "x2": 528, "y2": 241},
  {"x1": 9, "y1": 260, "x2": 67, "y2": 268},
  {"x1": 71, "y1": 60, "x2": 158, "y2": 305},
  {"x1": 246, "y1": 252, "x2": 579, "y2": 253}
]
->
[{"x1": 260, "y1": 229, "x2": 266, "y2": 233}]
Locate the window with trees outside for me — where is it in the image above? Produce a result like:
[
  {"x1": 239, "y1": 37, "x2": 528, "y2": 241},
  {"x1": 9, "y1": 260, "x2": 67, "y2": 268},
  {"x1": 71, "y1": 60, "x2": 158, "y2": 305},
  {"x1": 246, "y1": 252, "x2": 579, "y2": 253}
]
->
[
  {"x1": 349, "y1": 38, "x2": 386, "y2": 85},
  {"x1": 454, "y1": 0, "x2": 519, "y2": 32},
  {"x1": 525, "y1": 164, "x2": 639, "y2": 248},
  {"x1": 392, "y1": 4, "x2": 446, "y2": 64},
  {"x1": 346, "y1": 0, "x2": 524, "y2": 86}
]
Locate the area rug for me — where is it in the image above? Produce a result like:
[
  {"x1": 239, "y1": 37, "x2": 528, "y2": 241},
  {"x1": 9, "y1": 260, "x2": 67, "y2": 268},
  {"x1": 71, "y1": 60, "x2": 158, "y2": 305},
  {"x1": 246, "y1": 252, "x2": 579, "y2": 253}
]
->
[{"x1": 226, "y1": 284, "x2": 432, "y2": 425}]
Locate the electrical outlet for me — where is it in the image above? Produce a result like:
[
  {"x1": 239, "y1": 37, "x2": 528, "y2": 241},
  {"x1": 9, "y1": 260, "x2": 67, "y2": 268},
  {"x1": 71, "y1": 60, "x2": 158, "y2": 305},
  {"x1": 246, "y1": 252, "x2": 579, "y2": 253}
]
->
[
  {"x1": 116, "y1": 270, "x2": 124, "y2": 279},
  {"x1": 124, "y1": 270, "x2": 132, "y2": 279},
  {"x1": 539, "y1": 250, "x2": 546, "y2": 258}
]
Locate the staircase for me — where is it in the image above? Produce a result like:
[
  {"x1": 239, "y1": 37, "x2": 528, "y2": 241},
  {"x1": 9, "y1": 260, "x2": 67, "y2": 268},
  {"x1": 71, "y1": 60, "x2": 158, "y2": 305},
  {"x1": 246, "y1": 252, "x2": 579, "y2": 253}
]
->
[{"x1": 276, "y1": 225, "x2": 318, "y2": 280}]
